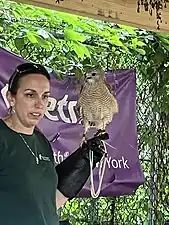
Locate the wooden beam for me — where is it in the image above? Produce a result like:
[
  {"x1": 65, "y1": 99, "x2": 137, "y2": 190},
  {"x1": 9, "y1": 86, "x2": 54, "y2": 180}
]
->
[{"x1": 12, "y1": 0, "x2": 169, "y2": 33}]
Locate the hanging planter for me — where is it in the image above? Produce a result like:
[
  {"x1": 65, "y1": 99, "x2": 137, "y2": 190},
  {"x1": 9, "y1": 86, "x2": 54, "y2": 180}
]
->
[{"x1": 137, "y1": 0, "x2": 169, "y2": 30}]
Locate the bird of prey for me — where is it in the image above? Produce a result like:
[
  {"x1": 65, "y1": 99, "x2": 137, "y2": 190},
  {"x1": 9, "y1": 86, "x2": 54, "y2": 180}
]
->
[{"x1": 76, "y1": 68, "x2": 119, "y2": 143}]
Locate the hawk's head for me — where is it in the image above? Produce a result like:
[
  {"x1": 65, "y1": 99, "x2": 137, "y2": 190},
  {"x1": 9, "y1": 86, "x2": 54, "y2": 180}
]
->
[{"x1": 85, "y1": 68, "x2": 105, "y2": 84}]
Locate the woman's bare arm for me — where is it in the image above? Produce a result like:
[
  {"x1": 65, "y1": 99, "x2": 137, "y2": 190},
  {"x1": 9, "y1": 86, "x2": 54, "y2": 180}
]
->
[{"x1": 56, "y1": 190, "x2": 68, "y2": 209}]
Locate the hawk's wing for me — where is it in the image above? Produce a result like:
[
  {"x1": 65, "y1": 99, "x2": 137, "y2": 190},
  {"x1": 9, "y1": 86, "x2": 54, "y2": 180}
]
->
[
  {"x1": 75, "y1": 103, "x2": 83, "y2": 122},
  {"x1": 103, "y1": 79, "x2": 113, "y2": 94},
  {"x1": 76, "y1": 84, "x2": 85, "y2": 122},
  {"x1": 79, "y1": 84, "x2": 84, "y2": 94}
]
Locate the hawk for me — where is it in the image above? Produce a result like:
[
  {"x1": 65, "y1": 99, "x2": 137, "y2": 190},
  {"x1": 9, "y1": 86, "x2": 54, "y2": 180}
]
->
[{"x1": 76, "y1": 68, "x2": 119, "y2": 143}]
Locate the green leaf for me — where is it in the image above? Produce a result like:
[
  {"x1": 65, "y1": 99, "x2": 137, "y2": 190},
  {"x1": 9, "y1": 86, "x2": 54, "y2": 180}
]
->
[
  {"x1": 132, "y1": 38, "x2": 146, "y2": 47},
  {"x1": 36, "y1": 36, "x2": 51, "y2": 50},
  {"x1": 136, "y1": 48, "x2": 146, "y2": 55},
  {"x1": 12, "y1": 9, "x2": 22, "y2": 19},
  {"x1": 152, "y1": 48, "x2": 165, "y2": 64},
  {"x1": 26, "y1": 31, "x2": 51, "y2": 49},
  {"x1": 160, "y1": 37, "x2": 169, "y2": 43},
  {"x1": 14, "y1": 37, "x2": 25, "y2": 50},
  {"x1": 56, "y1": 11, "x2": 78, "y2": 24},
  {"x1": 147, "y1": 67, "x2": 155, "y2": 75},
  {"x1": 71, "y1": 67, "x2": 83, "y2": 77},
  {"x1": 26, "y1": 31, "x2": 38, "y2": 44},
  {"x1": 64, "y1": 28, "x2": 86, "y2": 42},
  {"x1": 108, "y1": 35, "x2": 123, "y2": 47},
  {"x1": 119, "y1": 24, "x2": 137, "y2": 35},
  {"x1": 71, "y1": 42, "x2": 90, "y2": 59},
  {"x1": 0, "y1": 26, "x2": 3, "y2": 32}
]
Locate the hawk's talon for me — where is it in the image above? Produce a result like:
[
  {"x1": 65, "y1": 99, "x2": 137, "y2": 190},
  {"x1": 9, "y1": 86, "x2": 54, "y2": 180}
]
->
[{"x1": 94, "y1": 129, "x2": 106, "y2": 137}]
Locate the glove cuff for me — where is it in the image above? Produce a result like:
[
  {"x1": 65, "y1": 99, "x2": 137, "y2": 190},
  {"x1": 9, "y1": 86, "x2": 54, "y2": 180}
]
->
[{"x1": 55, "y1": 135, "x2": 107, "y2": 200}]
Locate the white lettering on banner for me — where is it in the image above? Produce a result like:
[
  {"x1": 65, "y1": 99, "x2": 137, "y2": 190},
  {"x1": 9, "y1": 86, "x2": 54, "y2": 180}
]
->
[
  {"x1": 1, "y1": 85, "x2": 78, "y2": 124},
  {"x1": 68, "y1": 100, "x2": 78, "y2": 123},
  {"x1": 57, "y1": 95, "x2": 71, "y2": 123},
  {"x1": 45, "y1": 94, "x2": 78, "y2": 123},
  {"x1": 1, "y1": 84, "x2": 10, "y2": 108},
  {"x1": 95, "y1": 156, "x2": 129, "y2": 169},
  {"x1": 45, "y1": 94, "x2": 78, "y2": 124},
  {"x1": 53, "y1": 151, "x2": 70, "y2": 164},
  {"x1": 97, "y1": 156, "x2": 130, "y2": 169},
  {"x1": 47, "y1": 97, "x2": 57, "y2": 111},
  {"x1": 54, "y1": 151, "x2": 130, "y2": 169},
  {"x1": 45, "y1": 110, "x2": 59, "y2": 121}
]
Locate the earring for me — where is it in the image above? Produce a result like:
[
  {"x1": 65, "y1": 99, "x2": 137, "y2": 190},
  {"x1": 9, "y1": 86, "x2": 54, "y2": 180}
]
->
[
  {"x1": 8, "y1": 107, "x2": 15, "y2": 115},
  {"x1": 11, "y1": 109, "x2": 16, "y2": 114}
]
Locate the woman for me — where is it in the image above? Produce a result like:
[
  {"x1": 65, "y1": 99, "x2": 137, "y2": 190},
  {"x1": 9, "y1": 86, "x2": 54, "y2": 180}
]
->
[{"x1": 0, "y1": 62, "x2": 107, "y2": 225}]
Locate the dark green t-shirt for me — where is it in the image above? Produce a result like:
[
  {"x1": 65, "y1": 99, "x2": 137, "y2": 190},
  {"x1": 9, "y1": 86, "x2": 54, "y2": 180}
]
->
[{"x1": 0, "y1": 119, "x2": 59, "y2": 225}]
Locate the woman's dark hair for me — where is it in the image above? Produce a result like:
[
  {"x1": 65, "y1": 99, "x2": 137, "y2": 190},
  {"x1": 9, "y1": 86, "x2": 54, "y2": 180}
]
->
[{"x1": 8, "y1": 62, "x2": 51, "y2": 94}]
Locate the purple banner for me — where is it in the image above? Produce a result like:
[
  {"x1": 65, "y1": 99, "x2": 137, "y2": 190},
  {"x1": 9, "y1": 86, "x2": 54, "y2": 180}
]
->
[{"x1": 0, "y1": 47, "x2": 145, "y2": 197}]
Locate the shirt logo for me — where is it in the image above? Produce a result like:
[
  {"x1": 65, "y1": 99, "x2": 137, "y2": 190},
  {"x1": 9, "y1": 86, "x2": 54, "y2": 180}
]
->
[{"x1": 39, "y1": 154, "x2": 50, "y2": 162}]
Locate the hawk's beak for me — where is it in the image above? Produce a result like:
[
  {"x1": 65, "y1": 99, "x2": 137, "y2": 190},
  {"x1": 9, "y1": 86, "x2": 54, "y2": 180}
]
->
[{"x1": 87, "y1": 76, "x2": 92, "y2": 80}]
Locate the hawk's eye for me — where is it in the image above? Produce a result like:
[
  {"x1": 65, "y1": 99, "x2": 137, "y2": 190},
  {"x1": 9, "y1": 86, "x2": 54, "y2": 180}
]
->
[{"x1": 92, "y1": 72, "x2": 96, "y2": 76}]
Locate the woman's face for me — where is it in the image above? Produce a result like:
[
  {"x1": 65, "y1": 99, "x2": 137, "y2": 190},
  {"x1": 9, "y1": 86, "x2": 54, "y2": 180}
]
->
[{"x1": 8, "y1": 73, "x2": 50, "y2": 128}]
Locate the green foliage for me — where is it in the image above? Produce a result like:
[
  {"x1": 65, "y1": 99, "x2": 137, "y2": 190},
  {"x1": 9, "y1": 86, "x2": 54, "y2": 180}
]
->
[
  {"x1": 0, "y1": 0, "x2": 149, "y2": 75},
  {"x1": 0, "y1": 0, "x2": 169, "y2": 224}
]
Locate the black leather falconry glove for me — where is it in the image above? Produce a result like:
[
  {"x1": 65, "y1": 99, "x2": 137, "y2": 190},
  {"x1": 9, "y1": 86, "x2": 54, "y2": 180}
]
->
[{"x1": 55, "y1": 133, "x2": 108, "y2": 200}]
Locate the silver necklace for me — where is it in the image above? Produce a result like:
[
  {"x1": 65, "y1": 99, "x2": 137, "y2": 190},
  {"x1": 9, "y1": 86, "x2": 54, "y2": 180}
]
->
[{"x1": 19, "y1": 134, "x2": 39, "y2": 165}]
